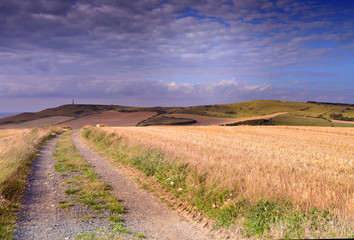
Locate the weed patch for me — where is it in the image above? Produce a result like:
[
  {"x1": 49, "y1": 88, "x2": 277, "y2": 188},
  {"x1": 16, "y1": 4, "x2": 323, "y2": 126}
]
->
[
  {"x1": 53, "y1": 131, "x2": 142, "y2": 238},
  {"x1": 75, "y1": 230, "x2": 123, "y2": 240}
]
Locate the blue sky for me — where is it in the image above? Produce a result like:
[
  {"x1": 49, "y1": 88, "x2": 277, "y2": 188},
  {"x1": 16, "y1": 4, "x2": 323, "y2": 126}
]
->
[{"x1": 0, "y1": 0, "x2": 353, "y2": 112}]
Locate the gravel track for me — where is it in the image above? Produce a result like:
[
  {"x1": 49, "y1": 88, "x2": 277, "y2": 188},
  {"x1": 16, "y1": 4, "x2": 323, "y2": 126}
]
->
[
  {"x1": 71, "y1": 131, "x2": 214, "y2": 240},
  {"x1": 14, "y1": 135, "x2": 127, "y2": 240}
]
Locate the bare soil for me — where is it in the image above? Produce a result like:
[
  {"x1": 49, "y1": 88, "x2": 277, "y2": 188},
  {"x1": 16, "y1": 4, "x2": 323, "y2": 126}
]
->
[
  {"x1": 64, "y1": 111, "x2": 156, "y2": 129},
  {"x1": 0, "y1": 116, "x2": 74, "y2": 129},
  {"x1": 331, "y1": 119, "x2": 354, "y2": 124},
  {"x1": 167, "y1": 112, "x2": 288, "y2": 126}
]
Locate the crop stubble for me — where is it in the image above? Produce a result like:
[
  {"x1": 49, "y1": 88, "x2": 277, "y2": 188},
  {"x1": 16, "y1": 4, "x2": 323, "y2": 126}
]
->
[{"x1": 102, "y1": 126, "x2": 354, "y2": 219}]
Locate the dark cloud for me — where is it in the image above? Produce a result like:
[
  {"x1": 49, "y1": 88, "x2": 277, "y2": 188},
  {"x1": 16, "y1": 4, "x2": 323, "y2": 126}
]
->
[{"x1": 0, "y1": 0, "x2": 353, "y2": 111}]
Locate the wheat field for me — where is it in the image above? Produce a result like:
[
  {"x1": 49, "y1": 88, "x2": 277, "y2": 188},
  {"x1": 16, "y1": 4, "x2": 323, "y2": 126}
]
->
[
  {"x1": 0, "y1": 129, "x2": 32, "y2": 184},
  {"x1": 102, "y1": 126, "x2": 353, "y2": 218},
  {"x1": 0, "y1": 128, "x2": 59, "y2": 188},
  {"x1": 0, "y1": 127, "x2": 65, "y2": 238}
]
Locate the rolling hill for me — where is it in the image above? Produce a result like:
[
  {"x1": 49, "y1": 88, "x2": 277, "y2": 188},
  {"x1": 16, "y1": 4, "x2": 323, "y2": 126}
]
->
[
  {"x1": 174, "y1": 100, "x2": 354, "y2": 119},
  {"x1": 0, "y1": 100, "x2": 353, "y2": 128}
]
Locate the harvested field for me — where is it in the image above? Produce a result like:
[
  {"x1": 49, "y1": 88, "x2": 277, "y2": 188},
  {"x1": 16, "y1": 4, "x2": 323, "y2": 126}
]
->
[
  {"x1": 100, "y1": 125, "x2": 354, "y2": 218},
  {"x1": 167, "y1": 112, "x2": 287, "y2": 126},
  {"x1": 64, "y1": 111, "x2": 156, "y2": 129},
  {"x1": 0, "y1": 116, "x2": 74, "y2": 129}
]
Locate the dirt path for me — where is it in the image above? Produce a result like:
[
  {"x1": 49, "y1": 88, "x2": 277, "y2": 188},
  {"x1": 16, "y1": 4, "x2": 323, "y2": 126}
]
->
[
  {"x1": 14, "y1": 136, "x2": 124, "y2": 240},
  {"x1": 331, "y1": 119, "x2": 354, "y2": 125},
  {"x1": 71, "y1": 131, "x2": 214, "y2": 240}
]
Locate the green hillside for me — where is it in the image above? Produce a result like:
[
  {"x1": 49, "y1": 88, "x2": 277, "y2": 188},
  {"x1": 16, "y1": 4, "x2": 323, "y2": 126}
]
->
[
  {"x1": 137, "y1": 115, "x2": 197, "y2": 126},
  {"x1": 226, "y1": 114, "x2": 354, "y2": 127},
  {"x1": 175, "y1": 100, "x2": 354, "y2": 119}
]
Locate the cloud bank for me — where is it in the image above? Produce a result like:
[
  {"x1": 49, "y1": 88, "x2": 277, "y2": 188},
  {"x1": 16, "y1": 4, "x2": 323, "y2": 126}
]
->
[{"x1": 0, "y1": 0, "x2": 353, "y2": 111}]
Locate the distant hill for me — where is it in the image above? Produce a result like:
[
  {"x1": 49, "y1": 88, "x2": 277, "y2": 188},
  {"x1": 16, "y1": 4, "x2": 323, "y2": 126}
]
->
[
  {"x1": 174, "y1": 100, "x2": 354, "y2": 119},
  {"x1": 1, "y1": 100, "x2": 353, "y2": 126},
  {"x1": 0, "y1": 104, "x2": 176, "y2": 125}
]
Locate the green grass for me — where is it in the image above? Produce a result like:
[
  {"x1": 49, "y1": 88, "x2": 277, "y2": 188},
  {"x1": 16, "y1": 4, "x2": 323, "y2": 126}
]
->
[
  {"x1": 0, "y1": 127, "x2": 65, "y2": 240},
  {"x1": 226, "y1": 114, "x2": 354, "y2": 127},
  {"x1": 332, "y1": 122, "x2": 354, "y2": 127},
  {"x1": 53, "y1": 132, "x2": 137, "y2": 237},
  {"x1": 175, "y1": 100, "x2": 354, "y2": 120},
  {"x1": 54, "y1": 132, "x2": 125, "y2": 214},
  {"x1": 81, "y1": 127, "x2": 353, "y2": 238},
  {"x1": 75, "y1": 230, "x2": 145, "y2": 240},
  {"x1": 108, "y1": 215, "x2": 123, "y2": 223},
  {"x1": 270, "y1": 115, "x2": 335, "y2": 126},
  {"x1": 75, "y1": 231, "x2": 122, "y2": 240},
  {"x1": 111, "y1": 223, "x2": 130, "y2": 233},
  {"x1": 59, "y1": 202, "x2": 74, "y2": 209},
  {"x1": 137, "y1": 114, "x2": 196, "y2": 126}
]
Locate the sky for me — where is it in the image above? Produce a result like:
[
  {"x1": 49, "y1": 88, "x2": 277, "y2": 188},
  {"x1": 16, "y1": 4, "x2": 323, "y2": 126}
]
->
[{"x1": 0, "y1": 0, "x2": 353, "y2": 112}]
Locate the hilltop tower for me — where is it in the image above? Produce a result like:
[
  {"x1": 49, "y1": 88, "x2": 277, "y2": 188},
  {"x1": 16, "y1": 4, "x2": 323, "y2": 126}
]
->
[{"x1": 72, "y1": 99, "x2": 75, "y2": 105}]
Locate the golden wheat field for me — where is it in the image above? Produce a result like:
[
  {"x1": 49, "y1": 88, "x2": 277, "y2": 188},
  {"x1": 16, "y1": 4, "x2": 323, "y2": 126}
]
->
[
  {"x1": 104, "y1": 126, "x2": 354, "y2": 218},
  {"x1": 0, "y1": 128, "x2": 58, "y2": 185},
  {"x1": 0, "y1": 129, "x2": 31, "y2": 164}
]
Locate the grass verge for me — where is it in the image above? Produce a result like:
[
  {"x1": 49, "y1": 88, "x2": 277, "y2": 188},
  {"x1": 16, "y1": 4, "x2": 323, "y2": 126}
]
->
[
  {"x1": 81, "y1": 126, "x2": 353, "y2": 239},
  {"x1": 54, "y1": 131, "x2": 144, "y2": 239},
  {"x1": 0, "y1": 126, "x2": 65, "y2": 240}
]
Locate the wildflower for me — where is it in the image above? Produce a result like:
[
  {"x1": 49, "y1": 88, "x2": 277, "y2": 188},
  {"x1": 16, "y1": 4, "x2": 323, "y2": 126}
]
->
[
  {"x1": 281, "y1": 226, "x2": 285, "y2": 229},
  {"x1": 178, "y1": 187, "x2": 182, "y2": 192},
  {"x1": 170, "y1": 181, "x2": 174, "y2": 185}
]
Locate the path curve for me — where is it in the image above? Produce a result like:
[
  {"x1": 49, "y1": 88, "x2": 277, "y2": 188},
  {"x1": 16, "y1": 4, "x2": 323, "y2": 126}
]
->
[
  {"x1": 71, "y1": 131, "x2": 213, "y2": 240},
  {"x1": 331, "y1": 119, "x2": 354, "y2": 125}
]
